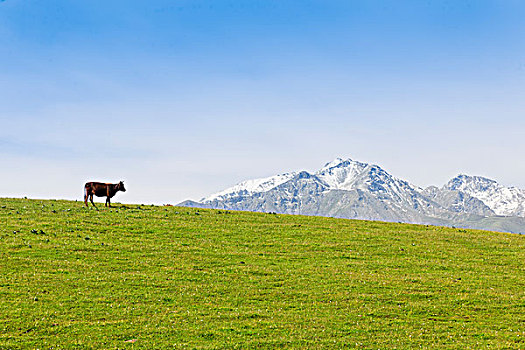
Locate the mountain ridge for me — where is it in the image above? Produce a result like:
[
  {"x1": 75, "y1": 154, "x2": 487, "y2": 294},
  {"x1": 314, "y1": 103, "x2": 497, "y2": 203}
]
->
[{"x1": 179, "y1": 157, "x2": 525, "y2": 234}]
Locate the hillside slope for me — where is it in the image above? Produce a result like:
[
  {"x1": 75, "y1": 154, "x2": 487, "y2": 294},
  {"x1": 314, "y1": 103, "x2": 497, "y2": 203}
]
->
[{"x1": 1, "y1": 198, "x2": 524, "y2": 348}]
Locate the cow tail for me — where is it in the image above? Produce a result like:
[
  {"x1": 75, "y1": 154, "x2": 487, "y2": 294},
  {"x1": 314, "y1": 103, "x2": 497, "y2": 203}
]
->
[{"x1": 84, "y1": 184, "x2": 89, "y2": 202}]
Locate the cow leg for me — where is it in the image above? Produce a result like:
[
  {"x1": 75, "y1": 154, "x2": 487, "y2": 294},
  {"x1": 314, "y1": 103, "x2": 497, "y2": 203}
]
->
[
  {"x1": 106, "y1": 187, "x2": 111, "y2": 207},
  {"x1": 90, "y1": 194, "x2": 96, "y2": 208}
]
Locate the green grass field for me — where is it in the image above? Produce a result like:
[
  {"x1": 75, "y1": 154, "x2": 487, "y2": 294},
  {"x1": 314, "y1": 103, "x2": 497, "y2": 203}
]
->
[{"x1": 1, "y1": 197, "x2": 524, "y2": 349}]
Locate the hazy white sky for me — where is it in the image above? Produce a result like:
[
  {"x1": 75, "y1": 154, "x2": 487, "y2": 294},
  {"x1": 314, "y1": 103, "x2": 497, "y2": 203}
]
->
[{"x1": 2, "y1": 1, "x2": 525, "y2": 204}]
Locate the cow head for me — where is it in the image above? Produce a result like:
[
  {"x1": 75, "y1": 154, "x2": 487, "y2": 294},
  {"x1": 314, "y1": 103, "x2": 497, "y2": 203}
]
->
[{"x1": 119, "y1": 181, "x2": 126, "y2": 192}]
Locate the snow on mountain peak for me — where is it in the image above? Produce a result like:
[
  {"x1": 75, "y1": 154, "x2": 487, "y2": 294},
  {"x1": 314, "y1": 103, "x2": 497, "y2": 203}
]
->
[
  {"x1": 315, "y1": 157, "x2": 413, "y2": 193},
  {"x1": 316, "y1": 158, "x2": 369, "y2": 190},
  {"x1": 445, "y1": 174, "x2": 525, "y2": 216},
  {"x1": 202, "y1": 157, "x2": 419, "y2": 203},
  {"x1": 320, "y1": 157, "x2": 347, "y2": 170},
  {"x1": 446, "y1": 174, "x2": 497, "y2": 192},
  {"x1": 202, "y1": 172, "x2": 297, "y2": 202}
]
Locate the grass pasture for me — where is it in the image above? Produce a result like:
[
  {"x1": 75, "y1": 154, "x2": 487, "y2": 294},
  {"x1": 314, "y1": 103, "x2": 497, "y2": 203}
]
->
[{"x1": 0, "y1": 197, "x2": 524, "y2": 349}]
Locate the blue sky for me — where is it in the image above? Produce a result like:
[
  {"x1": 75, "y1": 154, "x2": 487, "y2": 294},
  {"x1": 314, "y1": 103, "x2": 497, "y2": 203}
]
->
[{"x1": 1, "y1": 0, "x2": 525, "y2": 204}]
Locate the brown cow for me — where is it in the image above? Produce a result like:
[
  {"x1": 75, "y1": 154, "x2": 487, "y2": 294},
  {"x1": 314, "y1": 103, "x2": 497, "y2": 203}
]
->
[{"x1": 84, "y1": 181, "x2": 126, "y2": 207}]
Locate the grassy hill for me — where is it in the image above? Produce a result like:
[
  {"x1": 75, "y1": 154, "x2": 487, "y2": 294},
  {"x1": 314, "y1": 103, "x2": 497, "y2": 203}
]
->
[{"x1": 1, "y1": 197, "x2": 524, "y2": 349}]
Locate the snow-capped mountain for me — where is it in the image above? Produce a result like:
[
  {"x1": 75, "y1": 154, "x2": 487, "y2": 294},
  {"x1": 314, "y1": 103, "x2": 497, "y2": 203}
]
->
[
  {"x1": 315, "y1": 158, "x2": 371, "y2": 190},
  {"x1": 179, "y1": 158, "x2": 525, "y2": 234},
  {"x1": 444, "y1": 175, "x2": 525, "y2": 217},
  {"x1": 203, "y1": 172, "x2": 298, "y2": 202}
]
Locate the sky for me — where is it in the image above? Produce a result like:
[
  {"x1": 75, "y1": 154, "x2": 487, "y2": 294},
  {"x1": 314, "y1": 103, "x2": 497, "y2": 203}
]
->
[{"x1": 1, "y1": 0, "x2": 525, "y2": 204}]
